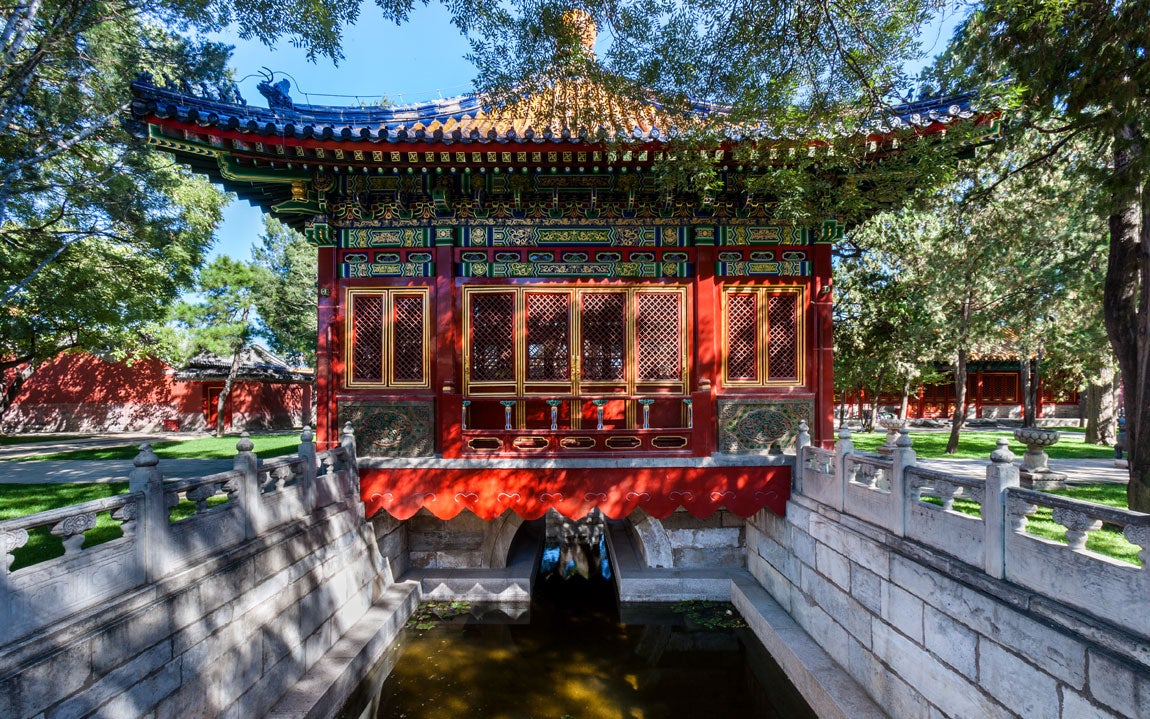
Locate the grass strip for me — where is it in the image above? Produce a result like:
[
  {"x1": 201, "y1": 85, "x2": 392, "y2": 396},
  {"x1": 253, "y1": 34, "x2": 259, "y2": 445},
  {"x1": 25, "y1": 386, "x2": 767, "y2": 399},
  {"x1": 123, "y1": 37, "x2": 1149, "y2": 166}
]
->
[
  {"x1": 1, "y1": 482, "x2": 234, "y2": 569},
  {"x1": 0, "y1": 434, "x2": 87, "y2": 446},
  {"x1": 18, "y1": 432, "x2": 301, "y2": 461},
  {"x1": 848, "y1": 430, "x2": 1113, "y2": 460},
  {"x1": 920, "y1": 483, "x2": 1139, "y2": 565}
]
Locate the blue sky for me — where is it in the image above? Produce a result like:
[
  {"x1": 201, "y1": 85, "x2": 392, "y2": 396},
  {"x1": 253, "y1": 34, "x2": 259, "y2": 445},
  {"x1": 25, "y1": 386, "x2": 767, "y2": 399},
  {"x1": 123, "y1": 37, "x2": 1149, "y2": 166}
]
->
[
  {"x1": 209, "y1": 4, "x2": 477, "y2": 261},
  {"x1": 207, "y1": 6, "x2": 967, "y2": 262}
]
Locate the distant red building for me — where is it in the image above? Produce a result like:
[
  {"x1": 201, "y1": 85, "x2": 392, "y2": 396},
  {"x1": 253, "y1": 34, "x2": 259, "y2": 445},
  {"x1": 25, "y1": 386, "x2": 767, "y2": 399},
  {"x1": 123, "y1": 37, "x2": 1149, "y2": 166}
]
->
[
  {"x1": 838, "y1": 360, "x2": 1081, "y2": 421},
  {"x1": 0, "y1": 349, "x2": 312, "y2": 433}
]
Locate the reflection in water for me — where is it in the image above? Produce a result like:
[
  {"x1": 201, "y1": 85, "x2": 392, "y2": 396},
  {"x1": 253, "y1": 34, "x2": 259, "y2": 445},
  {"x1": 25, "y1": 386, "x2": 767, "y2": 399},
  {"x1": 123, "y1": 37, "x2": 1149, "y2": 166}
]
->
[{"x1": 343, "y1": 511, "x2": 815, "y2": 719}]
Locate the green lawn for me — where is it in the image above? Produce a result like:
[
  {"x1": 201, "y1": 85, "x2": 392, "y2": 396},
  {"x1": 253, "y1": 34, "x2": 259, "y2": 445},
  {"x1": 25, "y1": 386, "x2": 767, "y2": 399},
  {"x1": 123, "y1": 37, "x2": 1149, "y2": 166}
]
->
[
  {"x1": 0, "y1": 483, "x2": 131, "y2": 570},
  {"x1": 921, "y1": 483, "x2": 1139, "y2": 565},
  {"x1": 0, "y1": 481, "x2": 231, "y2": 570},
  {"x1": 18, "y1": 432, "x2": 302, "y2": 461},
  {"x1": 849, "y1": 429, "x2": 1114, "y2": 460}
]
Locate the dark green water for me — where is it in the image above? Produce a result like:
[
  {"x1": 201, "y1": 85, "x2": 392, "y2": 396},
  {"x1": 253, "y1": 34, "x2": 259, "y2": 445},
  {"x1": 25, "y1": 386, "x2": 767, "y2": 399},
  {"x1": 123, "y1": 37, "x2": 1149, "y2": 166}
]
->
[{"x1": 342, "y1": 574, "x2": 815, "y2": 719}]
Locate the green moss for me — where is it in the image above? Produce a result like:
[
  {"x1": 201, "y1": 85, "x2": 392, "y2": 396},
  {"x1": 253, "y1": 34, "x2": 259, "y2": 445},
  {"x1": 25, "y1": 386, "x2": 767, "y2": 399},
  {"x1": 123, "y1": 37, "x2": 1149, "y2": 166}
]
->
[
  {"x1": 406, "y1": 600, "x2": 472, "y2": 630},
  {"x1": 670, "y1": 600, "x2": 748, "y2": 628}
]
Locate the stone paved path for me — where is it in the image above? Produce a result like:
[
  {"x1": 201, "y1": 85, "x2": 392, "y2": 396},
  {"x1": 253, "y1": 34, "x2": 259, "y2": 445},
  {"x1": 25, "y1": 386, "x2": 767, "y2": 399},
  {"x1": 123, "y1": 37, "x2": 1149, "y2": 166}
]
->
[{"x1": 0, "y1": 458, "x2": 235, "y2": 484}]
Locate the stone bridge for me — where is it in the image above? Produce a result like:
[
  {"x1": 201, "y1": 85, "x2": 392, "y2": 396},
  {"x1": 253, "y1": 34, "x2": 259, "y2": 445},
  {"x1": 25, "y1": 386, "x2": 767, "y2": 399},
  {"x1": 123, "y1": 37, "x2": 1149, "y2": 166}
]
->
[{"x1": 1, "y1": 426, "x2": 1148, "y2": 718}]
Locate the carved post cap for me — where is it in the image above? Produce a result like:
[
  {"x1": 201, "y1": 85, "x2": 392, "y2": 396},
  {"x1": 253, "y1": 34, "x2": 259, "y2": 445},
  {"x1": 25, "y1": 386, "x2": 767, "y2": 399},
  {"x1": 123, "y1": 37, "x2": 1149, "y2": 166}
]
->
[
  {"x1": 134, "y1": 443, "x2": 160, "y2": 467},
  {"x1": 896, "y1": 428, "x2": 913, "y2": 448},
  {"x1": 235, "y1": 432, "x2": 254, "y2": 454},
  {"x1": 839, "y1": 426, "x2": 852, "y2": 441},
  {"x1": 300, "y1": 426, "x2": 314, "y2": 443},
  {"x1": 990, "y1": 437, "x2": 1015, "y2": 464},
  {"x1": 342, "y1": 422, "x2": 355, "y2": 437}
]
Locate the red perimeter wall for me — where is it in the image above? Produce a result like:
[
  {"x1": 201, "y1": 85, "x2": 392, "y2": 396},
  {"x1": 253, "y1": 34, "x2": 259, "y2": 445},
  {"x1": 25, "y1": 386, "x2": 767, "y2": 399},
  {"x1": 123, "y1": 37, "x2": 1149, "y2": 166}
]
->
[{"x1": 1, "y1": 352, "x2": 311, "y2": 433}]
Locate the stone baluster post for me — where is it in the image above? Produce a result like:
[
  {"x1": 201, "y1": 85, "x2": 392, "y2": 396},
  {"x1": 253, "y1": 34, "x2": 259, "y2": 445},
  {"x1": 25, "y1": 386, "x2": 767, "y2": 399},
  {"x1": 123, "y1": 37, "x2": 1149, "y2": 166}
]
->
[
  {"x1": 234, "y1": 433, "x2": 264, "y2": 539},
  {"x1": 794, "y1": 421, "x2": 811, "y2": 494},
  {"x1": 890, "y1": 428, "x2": 916, "y2": 537},
  {"x1": 831, "y1": 426, "x2": 853, "y2": 512},
  {"x1": 129, "y1": 443, "x2": 172, "y2": 582},
  {"x1": 299, "y1": 427, "x2": 317, "y2": 512},
  {"x1": 340, "y1": 422, "x2": 359, "y2": 493},
  {"x1": 339, "y1": 422, "x2": 363, "y2": 518},
  {"x1": 983, "y1": 438, "x2": 1019, "y2": 579}
]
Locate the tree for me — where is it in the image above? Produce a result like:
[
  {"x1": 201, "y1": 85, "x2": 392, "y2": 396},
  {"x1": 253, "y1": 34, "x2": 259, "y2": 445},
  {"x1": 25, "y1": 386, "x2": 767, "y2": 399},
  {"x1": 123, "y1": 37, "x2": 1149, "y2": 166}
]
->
[
  {"x1": 251, "y1": 217, "x2": 318, "y2": 368},
  {"x1": 173, "y1": 257, "x2": 260, "y2": 437},
  {"x1": 850, "y1": 132, "x2": 1107, "y2": 452},
  {"x1": 0, "y1": 1, "x2": 233, "y2": 409},
  {"x1": 930, "y1": 0, "x2": 1150, "y2": 508},
  {"x1": 834, "y1": 250, "x2": 938, "y2": 428}
]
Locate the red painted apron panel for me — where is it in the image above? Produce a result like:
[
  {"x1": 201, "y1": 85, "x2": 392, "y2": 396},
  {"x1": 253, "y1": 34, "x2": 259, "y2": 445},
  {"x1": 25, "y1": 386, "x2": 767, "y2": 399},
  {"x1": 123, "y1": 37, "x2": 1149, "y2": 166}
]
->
[{"x1": 360, "y1": 465, "x2": 790, "y2": 521}]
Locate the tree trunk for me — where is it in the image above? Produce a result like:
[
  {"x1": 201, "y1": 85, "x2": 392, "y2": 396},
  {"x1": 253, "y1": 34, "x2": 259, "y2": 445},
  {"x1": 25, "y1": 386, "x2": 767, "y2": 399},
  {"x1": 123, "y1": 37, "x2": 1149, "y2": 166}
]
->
[
  {"x1": 215, "y1": 306, "x2": 251, "y2": 438},
  {"x1": 946, "y1": 348, "x2": 968, "y2": 454},
  {"x1": 863, "y1": 371, "x2": 886, "y2": 432},
  {"x1": 0, "y1": 359, "x2": 37, "y2": 419},
  {"x1": 1102, "y1": 128, "x2": 1149, "y2": 511},
  {"x1": 899, "y1": 377, "x2": 911, "y2": 420},
  {"x1": 1085, "y1": 364, "x2": 1117, "y2": 445},
  {"x1": 216, "y1": 346, "x2": 243, "y2": 438},
  {"x1": 1020, "y1": 356, "x2": 1034, "y2": 427}
]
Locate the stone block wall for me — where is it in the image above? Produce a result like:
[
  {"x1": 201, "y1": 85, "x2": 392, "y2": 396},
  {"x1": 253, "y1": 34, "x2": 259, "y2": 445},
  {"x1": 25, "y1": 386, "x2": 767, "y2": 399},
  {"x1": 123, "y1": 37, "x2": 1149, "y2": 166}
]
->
[
  {"x1": 0, "y1": 500, "x2": 394, "y2": 719},
  {"x1": 746, "y1": 494, "x2": 1150, "y2": 719},
  {"x1": 640, "y1": 509, "x2": 746, "y2": 568}
]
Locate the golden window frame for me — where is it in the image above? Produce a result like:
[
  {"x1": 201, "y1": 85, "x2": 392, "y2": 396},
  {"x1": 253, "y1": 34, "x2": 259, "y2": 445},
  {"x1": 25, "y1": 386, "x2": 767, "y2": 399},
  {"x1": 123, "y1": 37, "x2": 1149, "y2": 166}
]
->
[
  {"x1": 720, "y1": 285, "x2": 806, "y2": 388},
  {"x1": 344, "y1": 287, "x2": 432, "y2": 389}
]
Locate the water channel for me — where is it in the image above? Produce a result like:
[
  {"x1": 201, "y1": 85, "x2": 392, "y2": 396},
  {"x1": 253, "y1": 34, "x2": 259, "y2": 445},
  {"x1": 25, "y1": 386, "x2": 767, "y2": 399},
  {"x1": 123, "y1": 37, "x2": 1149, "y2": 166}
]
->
[{"x1": 339, "y1": 513, "x2": 815, "y2": 719}]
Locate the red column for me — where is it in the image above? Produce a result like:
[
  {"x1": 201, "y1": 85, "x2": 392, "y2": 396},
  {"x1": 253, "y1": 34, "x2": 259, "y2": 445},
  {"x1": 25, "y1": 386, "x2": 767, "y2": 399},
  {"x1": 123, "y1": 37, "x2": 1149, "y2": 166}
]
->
[
  {"x1": 975, "y1": 369, "x2": 984, "y2": 419},
  {"x1": 812, "y1": 241, "x2": 834, "y2": 448},
  {"x1": 434, "y1": 229, "x2": 460, "y2": 457},
  {"x1": 694, "y1": 240, "x2": 718, "y2": 456},
  {"x1": 316, "y1": 246, "x2": 337, "y2": 450}
]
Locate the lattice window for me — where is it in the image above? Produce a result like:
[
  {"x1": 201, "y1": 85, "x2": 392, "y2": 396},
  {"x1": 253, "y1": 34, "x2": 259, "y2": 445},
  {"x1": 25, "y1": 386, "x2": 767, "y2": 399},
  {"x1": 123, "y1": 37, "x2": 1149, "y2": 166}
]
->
[
  {"x1": 636, "y1": 293, "x2": 682, "y2": 381},
  {"x1": 581, "y1": 293, "x2": 626, "y2": 381},
  {"x1": 351, "y1": 294, "x2": 384, "y2": 384},
  {"x1": 726, "y1": 293, "x2": 758, "y2": 381},
  {"x1": 470, "y1": 292, "x2": 516, "y2": 382},
  {"x1": 723, "y1": 287, "x2": 803, "y2": 386},
  {"x1": 391, "y1": 294, "x2": 425, "y2": 383},
  {"x1": 527, "y1": 293, "x2": 570, "y2": 381},
  {"x1": 982, "y1": 373, "x2": 1018, "y2": 403},
  {"x1": 766, "y1": 294, "x2": 799, "y2": 381},
  {"x1": 347, "y1": 289, "x2": 430, "y2": 389}
]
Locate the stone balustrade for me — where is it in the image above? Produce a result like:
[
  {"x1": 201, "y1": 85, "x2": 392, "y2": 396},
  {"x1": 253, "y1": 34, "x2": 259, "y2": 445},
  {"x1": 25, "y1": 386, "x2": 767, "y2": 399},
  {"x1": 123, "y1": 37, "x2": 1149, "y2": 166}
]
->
[
  {"x1": 799, "y1": 428, "x2": 1150, "y2": 639},
  {"x1": 0, "y1": 426, "x2": 357, "y2": 649}
]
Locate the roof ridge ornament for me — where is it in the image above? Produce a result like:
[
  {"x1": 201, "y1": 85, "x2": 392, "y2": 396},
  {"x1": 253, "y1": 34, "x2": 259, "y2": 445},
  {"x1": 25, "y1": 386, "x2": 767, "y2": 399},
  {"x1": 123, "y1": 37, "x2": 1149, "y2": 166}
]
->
[{"x1": 561, "y1": 9, "x2": 597, "y2": 55}]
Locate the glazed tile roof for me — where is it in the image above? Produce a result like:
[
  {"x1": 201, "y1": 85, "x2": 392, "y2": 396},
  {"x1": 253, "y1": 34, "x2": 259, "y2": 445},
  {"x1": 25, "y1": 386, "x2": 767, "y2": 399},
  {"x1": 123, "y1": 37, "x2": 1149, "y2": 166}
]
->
[
  {"x1": 175, "y1": 345, "x2": 313, "y2": 383},
  {"x1": 130, "y1": 74, "x2": 978, "y2": 146}
]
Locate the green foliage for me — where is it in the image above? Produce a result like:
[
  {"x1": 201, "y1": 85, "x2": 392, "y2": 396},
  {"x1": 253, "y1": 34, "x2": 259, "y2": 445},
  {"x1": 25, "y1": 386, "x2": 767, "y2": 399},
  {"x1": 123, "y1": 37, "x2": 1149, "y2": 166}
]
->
[
  {"x1": 252, "y1": 217, "x2": 318, "y2": 368},
  {"x1": 670, "y1": 600, "x2": 748, "y2": 629},
  {"x1": 0, "y1": 1, "x2": 230, "y2": 375},
  {"x1": 405, "y1": 600, "x2": 472, "y2": 630},
  {"x1": 15, "y1": 432, "x2": 299, "y2": 461}
]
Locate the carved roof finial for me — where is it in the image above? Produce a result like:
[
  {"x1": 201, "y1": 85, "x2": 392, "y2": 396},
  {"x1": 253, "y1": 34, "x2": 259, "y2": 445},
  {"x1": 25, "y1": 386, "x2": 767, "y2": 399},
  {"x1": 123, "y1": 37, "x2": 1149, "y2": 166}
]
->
[{"x1": 561, "y1": 9, "x2": 597, "y2": 54}]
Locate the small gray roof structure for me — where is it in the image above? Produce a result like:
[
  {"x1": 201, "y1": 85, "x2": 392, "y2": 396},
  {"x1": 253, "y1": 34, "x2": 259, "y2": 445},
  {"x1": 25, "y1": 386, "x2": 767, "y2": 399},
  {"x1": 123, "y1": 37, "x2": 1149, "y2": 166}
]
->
[{"x1": 175, "y1": 345, "x2": 313, "y2": 383}]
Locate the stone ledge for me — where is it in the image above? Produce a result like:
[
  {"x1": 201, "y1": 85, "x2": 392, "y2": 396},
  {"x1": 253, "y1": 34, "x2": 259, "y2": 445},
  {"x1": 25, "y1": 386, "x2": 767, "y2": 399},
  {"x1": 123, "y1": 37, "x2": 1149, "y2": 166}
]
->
[
  {"x1": 265, "y1": 581, "x2": 420, "y2": 719},
  {"x1": 607, "y1": 522, "x2": 743, "y2": 601},
  {"x1": 731, "y1": 576, "x2": 888, "y2": 719}
]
